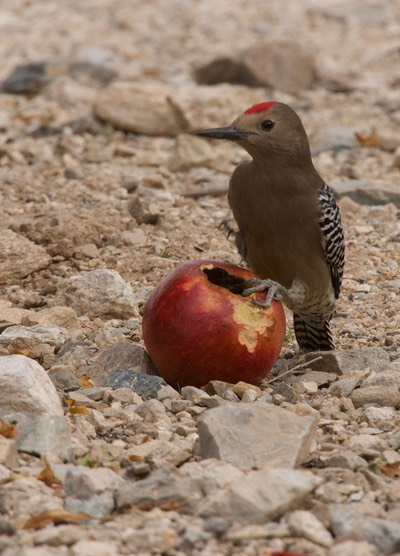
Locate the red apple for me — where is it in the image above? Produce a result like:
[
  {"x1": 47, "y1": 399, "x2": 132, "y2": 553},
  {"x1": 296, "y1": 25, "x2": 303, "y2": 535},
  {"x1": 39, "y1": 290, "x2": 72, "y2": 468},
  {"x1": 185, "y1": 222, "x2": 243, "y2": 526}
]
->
[{"x1": 142, "y1": 260, "x2": 286, "y2": 388}]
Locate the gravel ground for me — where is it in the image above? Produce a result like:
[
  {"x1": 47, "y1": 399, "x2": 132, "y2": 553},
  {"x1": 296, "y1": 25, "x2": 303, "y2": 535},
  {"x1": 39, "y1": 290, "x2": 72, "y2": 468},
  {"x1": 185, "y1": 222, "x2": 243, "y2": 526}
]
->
[{"x1": 0, "y1": 1, "x2": 400, "y2": 555}]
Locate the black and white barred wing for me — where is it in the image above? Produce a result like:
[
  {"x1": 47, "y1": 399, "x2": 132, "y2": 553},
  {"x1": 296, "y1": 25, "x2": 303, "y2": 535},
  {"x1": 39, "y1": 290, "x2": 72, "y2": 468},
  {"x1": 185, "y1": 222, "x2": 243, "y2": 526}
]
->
[{"x1": 318, "y1": 184, "x2": 345, "y2": 299}]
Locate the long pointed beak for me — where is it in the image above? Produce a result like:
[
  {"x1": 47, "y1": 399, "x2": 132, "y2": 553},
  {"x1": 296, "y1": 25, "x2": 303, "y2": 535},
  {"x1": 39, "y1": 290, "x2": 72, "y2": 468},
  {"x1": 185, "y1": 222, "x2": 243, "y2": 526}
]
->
[{"x1": 194, "y1": 125, "x2": 252, "y2": 141}]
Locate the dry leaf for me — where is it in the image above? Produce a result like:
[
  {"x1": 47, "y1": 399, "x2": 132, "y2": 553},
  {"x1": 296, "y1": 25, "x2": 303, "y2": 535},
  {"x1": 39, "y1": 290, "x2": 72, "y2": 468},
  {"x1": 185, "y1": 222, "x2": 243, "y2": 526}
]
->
[
  {"x1": 378, "y1": 461, "x2": 400, "y2": 478},
  {"x1": 23, "y1": 509, "x2": 89, "y2": 530},
  {"x1": 37, "y1": 457, "x2": 62, "y2": 488},
  {"x1": 68, "y1": 399, "x2": 90, "y2": 416},
  {"x1": 128, "y1": 454, "x2": 145, "y2": 462},
  {"x1": 9, "y1": 348, "x2": 31, "y2": 357},
  {"x1": 355, "y1": 129, "x2": 380, "y2": 148},
  {"x1": 79, "y1": 376, "x2": 95, "y2": 389},
  {"x1": 0, "y1": 417, "x2": 18, "y2": 439}
]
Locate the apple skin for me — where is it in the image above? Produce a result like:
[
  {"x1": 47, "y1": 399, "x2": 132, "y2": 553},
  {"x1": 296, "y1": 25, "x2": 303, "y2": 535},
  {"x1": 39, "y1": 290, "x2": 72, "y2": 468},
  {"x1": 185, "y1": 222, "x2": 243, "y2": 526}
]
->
[{"x1": 142, "y1": 260, "x2": 286, "y2": 389}]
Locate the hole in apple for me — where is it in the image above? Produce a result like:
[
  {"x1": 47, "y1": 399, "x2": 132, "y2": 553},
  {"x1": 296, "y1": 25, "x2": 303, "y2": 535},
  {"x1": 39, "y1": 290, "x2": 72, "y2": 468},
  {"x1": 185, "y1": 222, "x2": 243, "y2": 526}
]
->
[{"x1": 202, "y1": 267, "x2": 247, "y2": 295}]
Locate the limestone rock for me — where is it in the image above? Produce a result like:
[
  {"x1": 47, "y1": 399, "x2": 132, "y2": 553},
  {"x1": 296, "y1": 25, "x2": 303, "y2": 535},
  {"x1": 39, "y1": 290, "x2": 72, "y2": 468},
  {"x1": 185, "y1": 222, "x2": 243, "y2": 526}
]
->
[
  {"x1": 0, "y1": 324, "x2": 69, "y2": 349},
  {"x1": 199, "y1": 468, "x2": 321, "y2": 524},
  {"x1": 53, "y1": 269, "x2": 138, "y2": 319},
  {"x1": 93, "y1": 82, "x2": 181, "y2": 136},
  {"x1": 0, "y1": 229, "x2": 50, "y2": 285},
  {"x1": 302, "y1": 348, "x2": 390, "y2": 375},
  {"x1": 198, "y1": 402, "x2": 318, "y2": 469},
  {"x1": 0, "y1": 355, "x2": 63, "y2": 417}
]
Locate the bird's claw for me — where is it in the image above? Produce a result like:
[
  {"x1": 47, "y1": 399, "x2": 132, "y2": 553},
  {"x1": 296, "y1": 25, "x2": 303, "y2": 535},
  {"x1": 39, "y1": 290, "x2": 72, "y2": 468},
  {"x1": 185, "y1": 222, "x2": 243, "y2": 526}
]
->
[{"x1": 242, "y1": 278, "x2": 285, "y2": 308}]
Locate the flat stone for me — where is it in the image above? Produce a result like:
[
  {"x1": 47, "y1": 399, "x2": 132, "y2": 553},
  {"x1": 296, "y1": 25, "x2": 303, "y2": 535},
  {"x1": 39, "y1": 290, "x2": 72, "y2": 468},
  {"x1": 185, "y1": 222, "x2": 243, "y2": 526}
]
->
[
  {"x1": 332, "y1": 178, "x2": 400, "y2": 205},
  {"x1": 302, "y1": 348, "x2": 390, "y2": 375},
  {"x1": 22, "y1": 306, "x2": 80, "y2": 334},
  {"x1": 199, "y1": 468, "x2": 321, "y2": 524},
  {"x1": 198, "y1": 402, "x2": 318, "y2": 469},
  {"x1": 15, "y1": 414, "x2": 72, "y2": 460},
  {"x1": 53, "y1": 269, "x2": 138, "y2": 319},
  {"x1": 104, "y1": 369, "x2": 166, "y2": 399},
  {"x1": 329, "y1": 504, "x2": 400, "y2": 555},
  {"x1": 351, "y1": 386, "x2": 400, "y2": 408},
  {"x1": 1, "y1": 62, "x2": 47, "y2": 95},
  {"x1": 49, "y1": 369, "x2": 81, "y2": 392},
  {"x1": 93, "y1": 82, "x2": 182, "y2": 136},
  {"x1": 0, "y1": 355, "x2": 63, "y2": 417},
  {"x1": 0, "y1": 324, "x2": 69, "y2": 349},
  {"x1": 326, "y1": 450, "x2": 368, "y2": 470},
  {"x1": 0, "y1": 229, "x2": 51, "y2": 285},
  {"x1": 70, "y1": 540, "x2": 120, "y2": 556},
  {"x1": 32, "y1": 524, "x2": 85, "y2": 547}
]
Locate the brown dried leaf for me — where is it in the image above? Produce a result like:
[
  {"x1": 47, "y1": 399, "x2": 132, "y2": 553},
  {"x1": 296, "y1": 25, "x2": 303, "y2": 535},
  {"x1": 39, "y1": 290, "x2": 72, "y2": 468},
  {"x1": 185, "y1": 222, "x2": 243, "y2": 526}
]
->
[
  {"x1": 0, "y1": 417, "x2": 18, "y2": 439},
  {"x1": 378, "y1": 461, "x2": 400, "y2": 478},
  {"x1": 128, "y1": 454, "x2": 145, "y2": 462},
  {"x1": 79, "y1": 376, "x2": 95, "y2": 389},
  {"x1": 355, "y1": 129, "x2": 380, "y2": 147},
  {"x1": 23, "y1": 509, "x2": 89, "y2": 530},
  {"x1": 68, "y1": 399, "x2": 90, "y2": 416},
  {"x1": 69, "y1": 406, "x2": 90, "y2": 416},
  {"x1": 37, "y1": 457, "x2": 62, "y2": 488}
]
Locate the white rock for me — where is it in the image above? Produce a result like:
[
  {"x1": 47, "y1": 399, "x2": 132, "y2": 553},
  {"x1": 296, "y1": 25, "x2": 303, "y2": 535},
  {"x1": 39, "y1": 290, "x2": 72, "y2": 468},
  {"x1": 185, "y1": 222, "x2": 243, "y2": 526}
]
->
[
  {"x1": 0, "y1": 324, "x2": 69, "y2": 348},
  {"x1": 0, "y1": 436, "x2": 19, "y2": 468},
  {"x1": 70, "y1": 540, "x2": 120, "y2": 556},
  {"x1": 0, "y1": 229, "x2": 50, "y2": 286},
  {"x1": 198, "y1": 468, "x2": 321, "y2": 523},
  {"x1": 53, "y1": 269, "x2": 138, "y2": 319},
  {"x1": 198, "y1": 402, "x2": 318, "y2": 469},
  {"x1": 287, "y1": 510, "x2": 333, "y2": 547},
  {"x1": 0, "y1": 355, "x2": 63, "y2": 416}
]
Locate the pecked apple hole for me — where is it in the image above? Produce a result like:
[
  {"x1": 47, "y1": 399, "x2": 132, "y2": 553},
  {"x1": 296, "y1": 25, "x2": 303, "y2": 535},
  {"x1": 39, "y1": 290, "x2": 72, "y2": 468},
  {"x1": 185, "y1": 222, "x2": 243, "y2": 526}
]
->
[{"x1": 202, "y1": 267, "x2": 247, "y2": 295}]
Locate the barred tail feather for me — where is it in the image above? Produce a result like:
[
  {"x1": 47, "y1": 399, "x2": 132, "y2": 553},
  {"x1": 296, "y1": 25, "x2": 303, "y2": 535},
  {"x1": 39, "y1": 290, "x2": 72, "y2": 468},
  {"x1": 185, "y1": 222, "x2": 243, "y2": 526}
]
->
[{"x1": 293, "y1": 313, "x2": 334, "y2": 352}]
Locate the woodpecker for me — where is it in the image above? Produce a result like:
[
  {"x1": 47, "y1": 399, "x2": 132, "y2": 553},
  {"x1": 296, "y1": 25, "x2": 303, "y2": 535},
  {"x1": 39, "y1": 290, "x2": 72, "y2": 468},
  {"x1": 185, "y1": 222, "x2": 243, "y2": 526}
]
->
[{"x1": 196, "y1": 101, "x2": 345, "y2": 352}]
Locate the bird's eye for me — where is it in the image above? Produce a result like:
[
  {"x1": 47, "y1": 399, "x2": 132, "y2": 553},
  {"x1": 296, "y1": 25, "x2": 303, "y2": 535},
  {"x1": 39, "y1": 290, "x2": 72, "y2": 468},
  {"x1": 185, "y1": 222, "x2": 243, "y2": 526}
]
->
[{"x1": 261, "y1": 119, "x2": 275, "y2": 132}]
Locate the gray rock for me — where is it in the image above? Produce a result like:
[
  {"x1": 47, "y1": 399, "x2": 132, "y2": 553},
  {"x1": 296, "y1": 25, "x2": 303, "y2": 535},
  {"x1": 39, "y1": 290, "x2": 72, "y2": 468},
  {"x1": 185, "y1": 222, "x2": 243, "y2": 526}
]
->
[
  {"x1": 0, "y1": 518, "x2": 15, "y2": 536},
  {"x1": 49, "y1": 370, "x2": 81, "y2": 392},
  {"x1": 64, "y1": 466, "x2": 123, "y2": 517},
  {"x1": 54, "y1": 269, "x2": 138, "y2": 319},
  {"x1": 127, "y1": 194, "x2": 161, "y2": 225},
  {"x1": 0, "y1": 230, "x2": 51, "y2": 286},
  {"x1": 15, "y1": 414, "x2": 72, "y2": 460},
  {"x1": 198, "y1": 402, "x2": 318, "y2": 469},
  {"x1": 90, "y1": 342, "x2": 156, "y2": 385},
  {"x1": 351, "y1": 386, "x2": 400, "y2": 408},
  {"x1": 326, "y1": 450, "x2": 368, "y2": 470},
  {"x1": 302, "y1": 348, "x2": 390, "y2": 375},
  {"x1": 310, "y1": 126, "x2": 358, "y2": 154},
  {"x1": 329, "y1": 504, "x2": 400, "y2": 555},
  {"x1": 65, "y1": 491, "x2": 115, "y2": 519},
  {"x1": 0, "y1": 355, "x2": 63, "y2": 417},
  {"x1": 199, "y1": 468, "x2": 321, "y2": 524},
  {"x1": 332, "y1": 178, "x2": 400, "y2": 205},
  {"x1": 105, "y1": 370, "x2": 167, "y2": 399},
  {"x1": 0, "y1": 324, "x2": 69, "y2": 349},
  {"x1": 116, "y1": 467, "x2": 201, "y2": 513},
  {"x1": 195, "y1": 41, "x2": 315, "y2": 93},
  {"x1": 329, "y1": 373, "x2": 366, "y2": 396},
  {"x1": 117, "y1": 459, "x2": 243, "y2": 513},
  {"x1": 1, "y1": 62, "x2": 47, "y2": 95},
  {"x1": 203, "y1": 516, "x2": 230, "y2": 536}
]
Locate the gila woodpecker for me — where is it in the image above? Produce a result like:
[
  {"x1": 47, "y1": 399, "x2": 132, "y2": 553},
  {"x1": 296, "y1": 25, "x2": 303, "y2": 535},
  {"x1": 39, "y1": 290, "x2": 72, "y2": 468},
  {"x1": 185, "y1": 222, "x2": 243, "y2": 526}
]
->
[{"x1": 196, "y1": 101, "x2": 345, "y2": 352}]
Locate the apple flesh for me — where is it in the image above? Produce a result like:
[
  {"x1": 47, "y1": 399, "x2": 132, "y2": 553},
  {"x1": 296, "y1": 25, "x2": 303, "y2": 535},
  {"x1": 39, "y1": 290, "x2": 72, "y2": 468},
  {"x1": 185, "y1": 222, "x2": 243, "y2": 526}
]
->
[{"x1": 142, "y1": 260, "x2": 286, "y2": 388}]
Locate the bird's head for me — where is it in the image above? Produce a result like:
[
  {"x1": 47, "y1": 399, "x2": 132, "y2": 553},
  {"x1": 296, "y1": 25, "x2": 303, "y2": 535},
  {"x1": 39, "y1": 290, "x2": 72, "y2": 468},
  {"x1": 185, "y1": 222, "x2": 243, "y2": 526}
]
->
[{"x1": 195, "y1": 101, "x2": 312, "y2": 167}]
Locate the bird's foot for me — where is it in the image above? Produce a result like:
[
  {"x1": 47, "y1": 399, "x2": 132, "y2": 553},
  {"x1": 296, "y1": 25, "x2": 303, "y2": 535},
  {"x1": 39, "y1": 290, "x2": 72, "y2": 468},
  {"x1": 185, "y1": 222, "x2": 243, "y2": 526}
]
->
[{"x1": 242, "y1": 278, "x2": 288, "y2": 308}]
